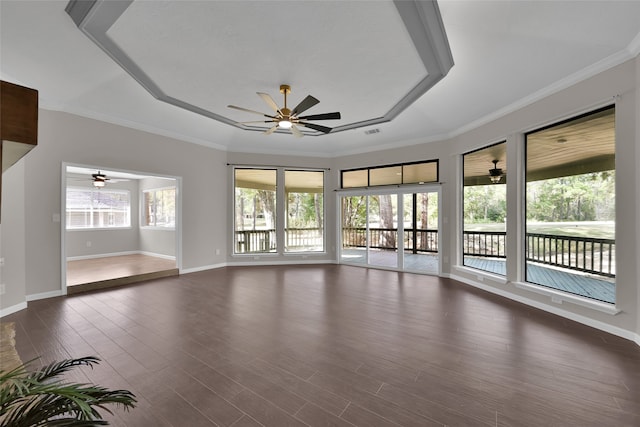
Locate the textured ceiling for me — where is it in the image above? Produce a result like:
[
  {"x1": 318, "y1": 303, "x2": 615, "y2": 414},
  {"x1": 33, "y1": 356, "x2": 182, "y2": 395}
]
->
[{"x1": 2, "y1": 1, "x2": 640, "y2": 157}]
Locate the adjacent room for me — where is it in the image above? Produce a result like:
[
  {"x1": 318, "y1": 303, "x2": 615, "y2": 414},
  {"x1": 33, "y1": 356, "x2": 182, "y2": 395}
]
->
[
  {"x1": 1, "y1": 1, "x2": 640, "y2": 426},
  {"x1": 64, "y1": 165, "x2": 179, "y2": 293}
]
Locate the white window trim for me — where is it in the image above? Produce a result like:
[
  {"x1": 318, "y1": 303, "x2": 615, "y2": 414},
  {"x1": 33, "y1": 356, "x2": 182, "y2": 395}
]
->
[{"x1": 141, "y1": 186, "x2": 176, "y2": 230}]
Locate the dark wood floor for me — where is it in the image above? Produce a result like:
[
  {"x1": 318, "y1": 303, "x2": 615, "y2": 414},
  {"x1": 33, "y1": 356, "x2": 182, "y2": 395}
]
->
[{"x1": 5, "y1": 265, "x2": 640, "y2": 426}]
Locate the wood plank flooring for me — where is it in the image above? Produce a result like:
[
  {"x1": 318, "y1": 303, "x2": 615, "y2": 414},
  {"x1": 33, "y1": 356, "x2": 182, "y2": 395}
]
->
[
  {"x1": 67, "y1": 254, "x2": 178, "y2": 293},
  {"x1": 5, "y1": 265, "x2": 640, "y2": 426}
]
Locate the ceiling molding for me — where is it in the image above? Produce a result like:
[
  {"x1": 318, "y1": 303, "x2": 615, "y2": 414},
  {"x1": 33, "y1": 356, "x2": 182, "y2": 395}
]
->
[
  {"x1": 65, "y1": 0, "x2": 453, "y2": 137},
  {"x1": 448, "y1": 48, "x2": 635, "y2": 142}
]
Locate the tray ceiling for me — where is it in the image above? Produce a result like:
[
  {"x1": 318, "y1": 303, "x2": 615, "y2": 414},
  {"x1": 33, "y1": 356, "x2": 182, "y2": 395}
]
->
[
  {"x1": 1, "y1": 1, "x2": 640, "y2": 156},
  {"x1": 66, "y1": 0, "x2": 453, "y2": 136}
]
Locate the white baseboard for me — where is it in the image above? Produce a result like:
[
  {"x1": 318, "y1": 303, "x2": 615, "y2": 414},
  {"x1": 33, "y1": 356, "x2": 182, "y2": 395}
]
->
[
  {"x1": 67, "y1": 250, "x2": 175, "y2": 261},
  {"x1": 227, "y1": 259, "x2": 336, "y2": 267},
  {"x1": 139, "y1": 251, "x2": 176, "y2": 260},
  {"x1": 449, "y1": 273, "x2": 638, "y2": 345},
  {"x1": 27, "y1": 290, "x2": 64, "y2": 302},
  {"x1": 180, "y1": 259, "x2": 337, "y2": 274},
  {"x1": 0, "y1": 301, "x2": 28, "y2": 318},
  {"x1": 180, "y1": 263, "x2": 227, "y2": 274},
  {"x1": 67, "y1": 251, "x2": 139, "y2": 261}
]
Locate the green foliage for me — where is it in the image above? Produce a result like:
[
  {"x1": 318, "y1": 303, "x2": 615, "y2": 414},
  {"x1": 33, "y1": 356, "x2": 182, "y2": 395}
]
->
[
  {"x1": 464, "y1": 185, "x2": 506, "y2": 224},
  {"x1": 0, "y1": 357, "x2": 136, "y2": 427},
  {"x1": 526, "y1": 172, "x2": 615, "y2": 222},
  {"x1": 342, "y1": 196, "x2": 367, "y2": 228},
  {"x1": 287, "y1": 192, "x2": 323, "y2": 228}
]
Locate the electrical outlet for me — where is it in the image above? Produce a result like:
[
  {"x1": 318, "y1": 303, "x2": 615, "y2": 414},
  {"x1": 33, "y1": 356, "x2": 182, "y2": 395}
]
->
[
  {"x1": 0, "y1": 284, "x2": 6, "y2": 295},
  {"x1": 0, "y1": 257, "x2": 5, "y2": 267},
  {"x1": 86, "y1": 241, "x2": 92, "y2": 248},
  {"x1": 551, "y1": 296, "x2": 562, "y2": 304},
  {"x1": 477, "y1": 275, "x2": 484, "y2": 282},
  {"x1": 215, "y1": 249, "x2": 221, "y2": 255}
]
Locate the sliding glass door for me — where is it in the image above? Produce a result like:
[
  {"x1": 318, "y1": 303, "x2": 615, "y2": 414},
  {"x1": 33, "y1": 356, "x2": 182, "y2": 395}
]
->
[{"x1": 339, "y1": 187, "x2": 440, "y2": 274}]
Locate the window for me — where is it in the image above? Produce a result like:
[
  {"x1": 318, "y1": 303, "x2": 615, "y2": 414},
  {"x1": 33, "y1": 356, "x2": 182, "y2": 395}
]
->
[
  {"x1": 341, "y1": 160, "x2": 438, "y2": 188},
  {"x1": 462, "y1": 142, "x2": 507, "y2": 275},
  {"x1": 234, "y1": 168, "x2": 277, "y2": 253},
  {"x1": 285, "y1": 170, "x2": 324, "y2": 252},
  {"x1": 66, "y1": 188, "x2": 130, "y2": 229},
  {"x1": 142, "y1": 187, "x2": 176, "y2": 228},
  {"x1": 525, "y1": 105, "x2": 615, "y2": 303}
]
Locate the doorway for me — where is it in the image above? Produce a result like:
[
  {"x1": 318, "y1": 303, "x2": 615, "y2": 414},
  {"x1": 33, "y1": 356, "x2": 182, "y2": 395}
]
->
[
  {"x1": 339, "y1": 186, "x2": 441, "y2": 274},
  {"x1": 61, "y1": 163, "x2": 182, "y2": 294}
]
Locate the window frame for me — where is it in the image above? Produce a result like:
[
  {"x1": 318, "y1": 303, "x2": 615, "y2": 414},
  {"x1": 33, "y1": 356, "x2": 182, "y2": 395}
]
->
[
  {"x1": 232, "y1": 166, "x2": 326, "y2": 256},
  {"x1": 523, "y1": 104, "x2": 616, "y2": 304},
  {"x1": 461, "y1": 141, "x2": 507, "y2": 276},
  {"x1": 140, "y1": 186, "x2": 177, "y2": 229},
  {"x1": 341, "y1": 159, "x2": 439, "y2": 189}
]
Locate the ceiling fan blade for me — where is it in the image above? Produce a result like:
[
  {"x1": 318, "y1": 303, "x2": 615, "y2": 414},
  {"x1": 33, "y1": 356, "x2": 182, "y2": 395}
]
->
[
  {"x1": 228, "y1": 105, "x2": 275, "y2": 118},
  {"x1": 264, "y1": 125, "x2": 278, "y2": 135},
  {"x1": 257, "y1": 92, "x2": 283, "y2": 115},
  {"x1": 290, "y1": 124, "x2": 304, "y2": 138},
  {"x1": 239, "y1": 120, "x2": 277, "y2": 125},
  {"x1": 291, "y1": 95, "x2": 319, "y2": 116},
  {"x1": 298, "y1": 122, "x2": 332, "y2": 134},
  {"x1": 297, "y1": 112, "x2": 341, "y2": 121}
]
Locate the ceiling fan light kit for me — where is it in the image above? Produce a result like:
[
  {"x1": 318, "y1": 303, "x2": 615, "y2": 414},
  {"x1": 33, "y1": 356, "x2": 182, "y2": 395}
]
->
[
  {"x1": 228, "y1": 84, "x2": 341, "y2": 137},
  {"x1": 489, "y1": 160, "x2": 503, "y2": 184},
  {"x1": 92, "y1": 171, "x2": 109, "y2": 188}
]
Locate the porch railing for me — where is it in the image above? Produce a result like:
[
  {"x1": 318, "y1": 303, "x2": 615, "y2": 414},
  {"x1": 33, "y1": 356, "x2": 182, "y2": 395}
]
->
[
  {"x1": 525, "y1": 233, "x2": 615, "y2": 277},
  {"x1": 235, "y1": 228, "x2": 324, "y2": 253},
  {"x1": 235, "y1": 228, "x2": 615, "y2": 278}
]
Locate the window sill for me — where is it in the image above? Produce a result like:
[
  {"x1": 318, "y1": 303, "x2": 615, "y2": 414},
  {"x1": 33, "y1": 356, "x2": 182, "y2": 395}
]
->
[
  {"x1": 453, "y1": 265, "x2": 508, "y2": 285},
  {"x1": 140, "y1": 226, "x2": 175, "y2": 231},
  {"x1": 67, "y1": 227, "x2": 132, "y2": 231},
  {"x1": 514, "y1": 281, "x2": 620, "y2": 315}
]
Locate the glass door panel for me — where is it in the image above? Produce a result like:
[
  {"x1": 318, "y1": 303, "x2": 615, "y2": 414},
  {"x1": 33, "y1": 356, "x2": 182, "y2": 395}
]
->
[
  {"x1": 402, "y1": 192, "x2": 439, "y2": 274},
  {"x1": 368, "y1": 194, "x2": 398, "y2": 268},
  {"x1": 340, "y1": 195, "x2": 367, "y2": 265}
]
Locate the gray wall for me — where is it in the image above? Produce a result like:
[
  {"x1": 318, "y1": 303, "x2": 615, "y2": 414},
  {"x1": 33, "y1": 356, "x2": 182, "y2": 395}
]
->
[
  {"x1": 330, "y1": 58, "x2": 639, "y2": 339},
  {"x1": 139, "y1": 176, "x2": 176, "y2": 257},
  {"x1": 65, "y1": 177, "x2": 140, "y2": 258},
  {"x1": 2, "y1": 110, "x2": 227, "y2": 304},
  {"x1": 0, "y1": 161, "x2": 26, "y2": 307},
  {"x1": 1, "y1": 56, "x2": 639, "y2": 344}
]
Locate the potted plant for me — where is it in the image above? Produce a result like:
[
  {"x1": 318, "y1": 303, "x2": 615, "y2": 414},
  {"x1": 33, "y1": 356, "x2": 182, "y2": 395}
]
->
[{"x1": 0, "y1": 356, "x2": 136, "y2": 426}]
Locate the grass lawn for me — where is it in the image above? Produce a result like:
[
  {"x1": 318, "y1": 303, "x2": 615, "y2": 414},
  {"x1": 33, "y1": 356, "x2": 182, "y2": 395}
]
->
[{"x1": 465, "y1": 221, "x2": 614, "y2": 239}]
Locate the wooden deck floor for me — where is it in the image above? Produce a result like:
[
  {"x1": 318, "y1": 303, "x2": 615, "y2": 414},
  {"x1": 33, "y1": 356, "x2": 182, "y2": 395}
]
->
[
  {"x1": 464, "y1": 257, "x2": 616, "y2": 303},
  {"x1": 341, "y1": 250, "x2": 615, "y2": 303}
]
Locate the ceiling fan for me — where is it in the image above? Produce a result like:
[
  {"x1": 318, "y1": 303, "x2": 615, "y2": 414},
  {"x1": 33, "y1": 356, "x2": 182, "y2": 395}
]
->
[
  {"x1": 228, "y1": 85, "x2": 341, "y2": 137},
  {"x1": 91, "y1": 171, "x2": 110, "y2": 187}
]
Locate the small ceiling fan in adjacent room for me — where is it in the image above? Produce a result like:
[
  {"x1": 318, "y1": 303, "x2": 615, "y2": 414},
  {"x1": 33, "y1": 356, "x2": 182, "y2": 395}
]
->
[
  {"x1": 91, "y1": 171, "x2": 109, "y2": 188},
  {"x1": 228, "y1": 85, "x2": 341, "y2": 137}
]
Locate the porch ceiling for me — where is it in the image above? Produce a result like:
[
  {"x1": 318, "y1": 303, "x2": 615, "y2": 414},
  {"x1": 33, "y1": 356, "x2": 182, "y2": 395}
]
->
[{"x1": 464, "y1": 107, "x2": 615, "y2": 185}]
